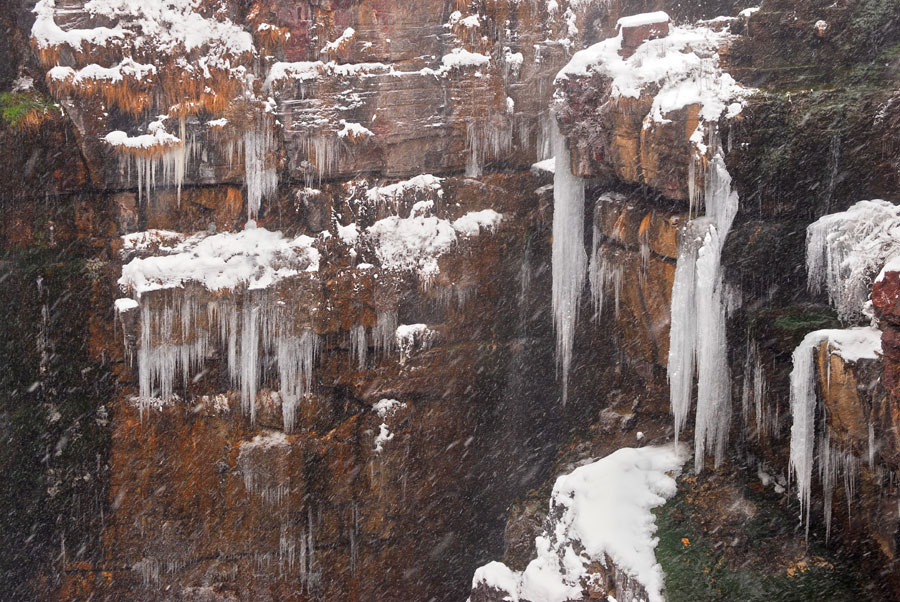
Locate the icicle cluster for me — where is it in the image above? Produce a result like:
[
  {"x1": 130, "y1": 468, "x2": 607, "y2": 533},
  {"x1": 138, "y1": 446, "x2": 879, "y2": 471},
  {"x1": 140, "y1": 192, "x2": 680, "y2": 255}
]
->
[
  {"x1": 806, "y1": 199, "x2": 900, "y2": 322},
  {"x1": 740, "y1": 341, "x2": 772, "y2": 440},
  {"x1": 588, "y1": 221, "x2": 625, "y2": 322},
  {"x1": 243, "y1": 124, "x2": 279, "y2": 220},
  {"x1": 350, "y1": 325, "x2": 367, "y2": 370},
  {"x1": 549, "y1": 117, "x2": 587, "y2": 405},
  {"x1": 788, "y1": 326, "x2": 881, "y2": 536},
  {"x1": 465, "y1": 119, "x2": 513, "y2": 178},
  {"x1": 134, "y1": 293, "x2": 319, "y2": 431},
  {"x1": 667, "y1": 134, "x2": 739, "y2": 470}
]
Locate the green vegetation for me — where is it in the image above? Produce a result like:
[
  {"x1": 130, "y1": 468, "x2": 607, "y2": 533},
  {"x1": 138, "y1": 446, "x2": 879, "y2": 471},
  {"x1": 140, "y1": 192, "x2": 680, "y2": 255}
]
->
[
  {"x1": 655, "y1": 473, "x2": 865, "y2": 601},
  {"x1": 0, "y1": 91, "x2": 57, "y2": 130}
]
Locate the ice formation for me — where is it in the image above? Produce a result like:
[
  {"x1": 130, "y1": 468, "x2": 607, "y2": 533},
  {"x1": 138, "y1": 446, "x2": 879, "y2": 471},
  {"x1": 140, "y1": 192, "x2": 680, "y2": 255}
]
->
[
  {"x1": 588, "y1": 196, "x2": 629, "y2": 322},
  {"x1": 350, "y1": 325, "x2": 367, "y2": 370},
  {"x1": 806, "y1": 199, "x2": 900, "y2": 322},
  {"x1": 243, "y1": 124, "x2": 279, "y2": 220},
  {"x1": 549, "y1": 118, "x2": 586, "y2": 406},
  {"x1": 470, "y1": 444, "x2": 688, "y2": 602},
  {"x1": 667, "y1": 138, "x2": 739, "y2": 470},
  {"x1": 119, "y1": 227, "x2": 323, "y2": 429},
  {"x1": 395, "y1": 324, "x2": 436, "y2": 365},
  {"x1": 788, "y1": 326, "x2": 881, "y2": 535}
]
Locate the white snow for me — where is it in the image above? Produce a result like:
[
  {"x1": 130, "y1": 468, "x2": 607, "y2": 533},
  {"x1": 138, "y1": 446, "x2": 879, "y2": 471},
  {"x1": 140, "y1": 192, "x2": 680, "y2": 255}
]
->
[
  {"x1": 240, "y1": 430, "x2": 290, "y2": 450},
  {"x1": 365, "y1": 174, "x2": 444, "y2": 207},
  {"x1": 119, "y1": 226, "x2": 320, "y2": 296},
  {"x1": 33, "y1": 0, "x2": 253, "y2": 59},
  {"x1": 440, "y1": 48, "x2": 491, "y2": 71},
  {"x1": 556, "y1": 20, "x2": 749, "y2": 126},
  {"x1": 105, "y1": 127, "x2": 180, "y2": 150},
  {"x1": 365, "y1": 209, "x2": 502, "y2": 283},
  {"x1": 265, "y1": 60, "x2": 392, "y2": 88},
  {"x1": 549, "y1": 118, "x2": 587, "y2": 406},
  {"x1": 48, "y1": 58, "x2": 156, "y2": 84},
  {"x1": 616, "y1": 11, "x2": 669, "y2": 29},
  {"x1": 531, "y1": 158, "x2": 556, "y2": 175},
  {"x1": 472, "y1": 562, "x2": 520, "y2": 601},
  {"x1": 394, "y1": 324, "x2": 435, "y2": 364},
  {"x1": 373, "y1": 398, "x2": 406, "y2": 418},
  {"x1": 320, "y1": 27, "x2": 355, "y2": 54},
  {"x1": 372, "y1": 399, "x2": 406, "y2": 453},
  {"x1": 373, "y1": 423, "x2": 394, "y2": 453},
  {"x1": 114, "y1": 297, "x2": 139, "y2": 312},
  {"x1": 807, "y1": 199, "x2": 900, "y2": 321},
  {"x1": 337, "y1": 120, "x2": 373, "y2": 139},
  {"x1": 470, "y1": 445, "x2": 688, "y2": 602},
  {"x1": 451, "y1": 210, "x2": 503, "y2": 235}
]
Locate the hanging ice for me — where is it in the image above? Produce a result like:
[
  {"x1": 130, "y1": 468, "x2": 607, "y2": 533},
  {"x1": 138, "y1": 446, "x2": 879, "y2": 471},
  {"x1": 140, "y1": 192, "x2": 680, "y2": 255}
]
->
[
  {"x1": 243, "y1": 124, "x2": 278, "y2": 221},
  {"x1": 667, "y1": 133, "x2": 739, "y2": 470},
  {"x1": 276, "y1": 330, "x2": 319, "y2": 433},
  {"x1": 350, "y1": 325, "x2": 367, "y2": 370},
  {"x1": 549, "y1": 117, "x2": 587, "y2": 405},
  {"x1": 806, "y1": 199, "x2": 900, "y2": 322},
  {"x1": 788, "y1": 326, "x2": 881, "y2": 536}
]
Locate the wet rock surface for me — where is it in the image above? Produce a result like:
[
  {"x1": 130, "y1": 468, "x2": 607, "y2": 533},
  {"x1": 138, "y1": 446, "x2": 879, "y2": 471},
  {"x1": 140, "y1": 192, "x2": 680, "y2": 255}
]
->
[{"x1": 3, "y1": 0, "x2": 900, "y2": 601}]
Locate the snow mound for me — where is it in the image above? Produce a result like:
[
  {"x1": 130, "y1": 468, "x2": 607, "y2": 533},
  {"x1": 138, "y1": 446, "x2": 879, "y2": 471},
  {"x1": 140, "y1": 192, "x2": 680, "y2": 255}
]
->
[
  {"x1": 471, "y1": 444, "x2": 688, "y2": 602},
  {"x1": 556, "y1": 20, "x2": 750, "y2": 125},
  {"x1": 366, "y1": 210, "x2": 503, "y2": 283},
  {"x1": 119, "y1": 226, "x2": 320, "y2": 296}
]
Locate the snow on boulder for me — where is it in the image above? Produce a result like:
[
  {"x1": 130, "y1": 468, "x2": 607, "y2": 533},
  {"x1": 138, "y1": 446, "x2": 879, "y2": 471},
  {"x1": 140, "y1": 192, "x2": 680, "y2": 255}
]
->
[
  {"x1": 365, "y1": 207, "x2": 503, "y2": 284},
  {"x1": 555, "y1": 19, "x2": 749, "y2": 127},
  {"x1": 617, "y1": 11, "x2": 670, "y2": 58},
  {"x1": 119, "y1": 226, "x2": 321, "y2": 296},
  {"x1": 470, "y1": 444, "x2": 688, "y2": 602}
]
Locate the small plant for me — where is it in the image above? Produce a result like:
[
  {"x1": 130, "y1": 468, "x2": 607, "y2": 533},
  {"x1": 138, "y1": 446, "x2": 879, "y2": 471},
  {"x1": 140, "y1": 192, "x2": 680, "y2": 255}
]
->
[{"x1": 0, "y1": 91, "x2": 58, "y2": 130}]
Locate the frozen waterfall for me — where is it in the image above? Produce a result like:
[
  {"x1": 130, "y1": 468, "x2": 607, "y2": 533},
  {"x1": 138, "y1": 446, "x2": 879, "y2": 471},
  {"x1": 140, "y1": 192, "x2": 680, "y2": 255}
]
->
[
  {"x1": 550, "y1": 117, "x2": 587, "y2": 405},
  {"x1": 667, "y1": 134, "x2": 739, "y2": 470}
]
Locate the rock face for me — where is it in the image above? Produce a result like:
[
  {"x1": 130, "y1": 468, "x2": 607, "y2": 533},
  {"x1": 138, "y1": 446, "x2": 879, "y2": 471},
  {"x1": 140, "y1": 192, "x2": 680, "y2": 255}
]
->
[{"x1": 4, "y1": 0, "x2": 900, "y2": 601}]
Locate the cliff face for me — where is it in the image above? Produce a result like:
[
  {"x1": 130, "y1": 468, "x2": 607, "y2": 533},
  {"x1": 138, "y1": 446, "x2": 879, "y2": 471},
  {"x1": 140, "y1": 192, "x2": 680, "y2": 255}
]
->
[{"x1": 3, "y1": 0, "x2": 900, "y2": 601}]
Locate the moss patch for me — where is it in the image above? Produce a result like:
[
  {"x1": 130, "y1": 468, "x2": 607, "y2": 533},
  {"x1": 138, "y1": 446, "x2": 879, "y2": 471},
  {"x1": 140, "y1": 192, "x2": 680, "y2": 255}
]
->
[
  {"x1": 656, "y1": 467, "x2": 866, "y2": 601},
  {"x1": 0, "y1": 91, "x2": 58, "y2": 130}
]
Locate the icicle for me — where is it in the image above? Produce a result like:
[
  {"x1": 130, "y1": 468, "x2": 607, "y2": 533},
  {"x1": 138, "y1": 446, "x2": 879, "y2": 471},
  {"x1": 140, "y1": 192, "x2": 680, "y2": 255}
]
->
[
  {"x1": 668, "y1": 221, "x2": 699, "y2": 447},
  {"x1": 276, "y1": 329, "x2": 319, "y2": 433},
  {"x1": 466, "y1": 121, "x2": 482, "y2": 178},
  {"x1": 244, "y1": 124, "x2": 278, "y2": 220},
  {"x1": 239, "y1": 304, "x2": 260, "y2": 423},
  {"x1": 350, "y1": 325, "x2": 367, "y2": 370},
  {"x1": 588, "y1": 231, "x2": 625, "y2": 322},
  {"x1": 374, "y1": 310, "x2": 398, "y2": 356},
  {"x1": 549, "y1": 117, "x2": 587, "y2": 405},
  {"x1": 869, "y1": 422, "x2": 876, "y2": 469},
  {"x1": 789, "y1": 330, "x2": 825, "y2": 537},
  {"x1": 666, "y1": 130, "x2": 738, "y2": 470},
  {"x1": 350, "y1": 502, "x2": 359, "y2": 575}
]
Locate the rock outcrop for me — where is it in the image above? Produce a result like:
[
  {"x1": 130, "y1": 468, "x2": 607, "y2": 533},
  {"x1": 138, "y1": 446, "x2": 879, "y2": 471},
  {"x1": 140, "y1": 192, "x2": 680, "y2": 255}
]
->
[{"x1": 4, "y1": 0, "x2": 900, "y2": 601}]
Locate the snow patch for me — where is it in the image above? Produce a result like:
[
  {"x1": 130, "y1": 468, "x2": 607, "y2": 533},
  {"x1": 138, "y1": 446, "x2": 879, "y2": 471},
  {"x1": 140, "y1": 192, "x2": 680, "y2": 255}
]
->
[{"x1": 471, "y1": 445, "x2": 688, "y2": 602}]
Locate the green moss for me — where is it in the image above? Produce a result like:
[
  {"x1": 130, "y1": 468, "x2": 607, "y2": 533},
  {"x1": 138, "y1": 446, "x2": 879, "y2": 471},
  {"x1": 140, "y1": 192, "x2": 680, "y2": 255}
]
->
[
  {"x1": 0, "y1": 91, "x2": 58, "y2": 129},
  {"x1": 655, "y1": 472, "x2": 866, "y2": 601}
]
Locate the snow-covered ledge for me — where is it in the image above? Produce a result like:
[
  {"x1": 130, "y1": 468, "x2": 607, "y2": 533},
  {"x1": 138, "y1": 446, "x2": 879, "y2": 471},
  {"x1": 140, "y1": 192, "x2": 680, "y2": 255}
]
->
[{"x1": 469, "y1": 444, "x2": 688, "y2": 602}]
